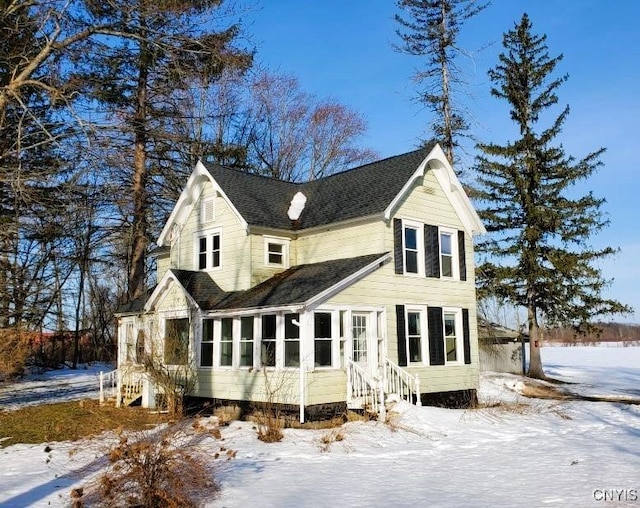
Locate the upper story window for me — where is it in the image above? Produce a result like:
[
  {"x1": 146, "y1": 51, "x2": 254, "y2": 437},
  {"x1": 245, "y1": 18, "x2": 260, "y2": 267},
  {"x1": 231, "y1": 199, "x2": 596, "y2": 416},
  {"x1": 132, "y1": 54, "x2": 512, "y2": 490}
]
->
[
  {"x1": 264, "y1": 236, "x2": 290, "y2": 268},
  {"x1": 201, "y1": 196, "x2": 215, "y2": 223},
  {"x1": 394, "y1": 218, "x2": 466, "y2": 281},
  {"x1": 439, "y1": 228, "x2": 459, "y2": 279},
  {"x1": 397, "y1": 219, "x2": 425, "y2": 276},
  {"x1": 195, "y1": 228, "x2": 221, "y2": 271}
]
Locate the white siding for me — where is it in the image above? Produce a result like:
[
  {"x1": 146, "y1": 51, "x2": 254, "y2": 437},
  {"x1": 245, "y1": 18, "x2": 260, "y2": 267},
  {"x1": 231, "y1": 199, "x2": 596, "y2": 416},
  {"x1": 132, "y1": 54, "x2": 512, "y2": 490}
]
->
[
  {"x1": 173, "y1": 182, "x2": 252, "y2": 291},
  {"x1": 297, "y1": 220, "x2": 386, "y2": 265}
]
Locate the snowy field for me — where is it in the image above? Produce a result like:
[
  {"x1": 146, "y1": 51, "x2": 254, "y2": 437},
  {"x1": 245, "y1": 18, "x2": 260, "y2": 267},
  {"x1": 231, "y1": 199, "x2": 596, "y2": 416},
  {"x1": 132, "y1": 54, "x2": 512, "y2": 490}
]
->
[{"x1": 1, "y1": 347, "x2": 639, "y2": 507}]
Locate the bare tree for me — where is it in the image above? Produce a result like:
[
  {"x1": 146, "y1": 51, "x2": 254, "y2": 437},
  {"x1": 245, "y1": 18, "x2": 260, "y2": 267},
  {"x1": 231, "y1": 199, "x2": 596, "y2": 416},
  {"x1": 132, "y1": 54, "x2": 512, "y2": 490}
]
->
[{"x1": 245, "y1": 71, "x2": 377, "y2": 182}]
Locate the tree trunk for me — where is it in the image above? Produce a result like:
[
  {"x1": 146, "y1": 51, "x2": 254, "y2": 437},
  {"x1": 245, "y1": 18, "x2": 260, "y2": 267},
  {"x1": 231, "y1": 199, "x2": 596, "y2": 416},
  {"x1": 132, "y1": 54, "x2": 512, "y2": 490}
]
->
[
  {"x1": 527, "y1": 304, "x2": 545, "y2": 379},
  {"x1": 439, "y1": 0, "x2": 454, "y2": 164},
  {"x1": 128, "y1": 43, "x2": 150, "y2": 301}
]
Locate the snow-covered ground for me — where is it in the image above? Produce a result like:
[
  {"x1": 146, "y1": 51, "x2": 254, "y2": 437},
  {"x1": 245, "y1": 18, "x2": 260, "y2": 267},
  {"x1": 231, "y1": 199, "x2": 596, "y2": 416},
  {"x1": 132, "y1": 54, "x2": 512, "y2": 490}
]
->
[
  {"x1": 0, "y1": 363, "x2": 110, "y2": 410},
  {"x1": 1, "y1": 347, "x2": 639, "y2": 507}
]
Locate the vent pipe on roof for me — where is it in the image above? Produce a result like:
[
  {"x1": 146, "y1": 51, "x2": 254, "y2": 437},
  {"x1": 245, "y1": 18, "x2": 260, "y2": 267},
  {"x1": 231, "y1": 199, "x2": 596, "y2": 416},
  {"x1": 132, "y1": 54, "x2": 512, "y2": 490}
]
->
[{"x1": 287, "y1": 191, "x2": 307, "y2": 221}]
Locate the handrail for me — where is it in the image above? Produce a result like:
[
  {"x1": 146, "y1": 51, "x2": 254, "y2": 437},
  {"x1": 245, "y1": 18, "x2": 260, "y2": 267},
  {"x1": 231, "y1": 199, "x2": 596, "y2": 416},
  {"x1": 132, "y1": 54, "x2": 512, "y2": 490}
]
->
[
  {"x1": 346, "y1": 360, "x2": 385, "y2": 419},
  {"x1": 100, "y1": 368, "x2": 143, "y2": 407},
  {"x1": 382, "y1": 358, "x2": 421, "y2": 406},
  {"x1": 99, "y1": 369, "x2": 118, "y2": 404}
]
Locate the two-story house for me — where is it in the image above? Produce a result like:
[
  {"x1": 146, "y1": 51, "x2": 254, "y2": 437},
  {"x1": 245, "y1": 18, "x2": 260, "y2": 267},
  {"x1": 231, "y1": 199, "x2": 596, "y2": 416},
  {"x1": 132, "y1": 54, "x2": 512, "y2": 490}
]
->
[{"x1": 114, "y1": 143, "x2": 486, "y2": 421}]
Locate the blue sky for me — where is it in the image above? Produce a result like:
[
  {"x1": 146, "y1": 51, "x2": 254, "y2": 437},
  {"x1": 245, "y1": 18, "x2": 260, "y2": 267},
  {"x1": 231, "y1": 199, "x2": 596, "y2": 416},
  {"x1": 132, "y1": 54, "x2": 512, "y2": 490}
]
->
[{"x1": 242, "y1": 1, "x2": 640, "y2": 323}]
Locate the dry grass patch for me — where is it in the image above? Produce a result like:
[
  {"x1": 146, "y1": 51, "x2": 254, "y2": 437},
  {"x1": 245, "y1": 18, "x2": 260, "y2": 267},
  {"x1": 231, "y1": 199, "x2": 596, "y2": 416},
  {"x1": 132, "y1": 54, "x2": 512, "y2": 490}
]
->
[{"x1": 0, "y1": 399, "x2": 170, "y2": 448}]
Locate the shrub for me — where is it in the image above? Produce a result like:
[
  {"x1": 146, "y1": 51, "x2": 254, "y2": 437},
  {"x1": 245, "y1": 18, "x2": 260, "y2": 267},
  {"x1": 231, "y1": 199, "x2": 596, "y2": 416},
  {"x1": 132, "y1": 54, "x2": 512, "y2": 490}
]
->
[
  {"x1": 85, "y1": 423, "x2": 218, "y2": 507},
  {"x1": 0, "y1": 328, "x2": 31, "y2": 379}
]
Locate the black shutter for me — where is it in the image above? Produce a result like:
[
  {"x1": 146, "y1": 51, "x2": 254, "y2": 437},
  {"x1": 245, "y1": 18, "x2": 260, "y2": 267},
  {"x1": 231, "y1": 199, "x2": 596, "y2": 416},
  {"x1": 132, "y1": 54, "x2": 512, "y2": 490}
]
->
[
  {"x1": 462, "y1": 308, "x2": 471, "y2": 364},
  {"x1": 393, "y1": 218, "x2": 403, "y2": 274},
  {"x1": 424, "y1": 225, "x2": 440, "y2": 278},
  {"x1": 458, "y1": 230, "x2": 467, "y2": 281},
  {"x1": 427, "y1": 306, "x2": 444, "y2": 365},
  {"x1": 396, "y1": 305, "x2": 407, "y2": 367}
]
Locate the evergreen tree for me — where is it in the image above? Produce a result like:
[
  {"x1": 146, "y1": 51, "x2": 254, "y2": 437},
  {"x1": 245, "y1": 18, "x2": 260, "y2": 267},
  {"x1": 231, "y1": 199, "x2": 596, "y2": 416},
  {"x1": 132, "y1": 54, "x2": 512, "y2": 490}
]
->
[
  {"x1": 395, "y1": 0, "x2": 488, "y2": 165},
  {"x1": 475, "y1": 14, "x2": 631, "y2": 378}
]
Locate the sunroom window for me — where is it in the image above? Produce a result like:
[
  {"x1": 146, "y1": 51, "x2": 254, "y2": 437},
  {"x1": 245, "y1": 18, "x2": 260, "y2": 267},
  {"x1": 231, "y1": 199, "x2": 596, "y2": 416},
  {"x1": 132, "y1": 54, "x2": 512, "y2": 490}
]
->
[
  {"x1": 261, "y1": 314, "x2": 277, "y2": 367},
  {"x1": 284, "y1": 313, "x2": 300, "y2": 367},
  {"x1": 220, "y1": 318, "x2": 233, "y2": 367},
  {"x1": 200, "y1": 319, "x2": 214, "y2": 367},
  {"x1": 314, "y1": 312, "x2": 332, "y2": 367},
  {"x1": 240, "y1": 317, "x2": 254, "y2": 367},
  {"x1": 164, "y1": 318, "x2": 189, "y2": 365}
]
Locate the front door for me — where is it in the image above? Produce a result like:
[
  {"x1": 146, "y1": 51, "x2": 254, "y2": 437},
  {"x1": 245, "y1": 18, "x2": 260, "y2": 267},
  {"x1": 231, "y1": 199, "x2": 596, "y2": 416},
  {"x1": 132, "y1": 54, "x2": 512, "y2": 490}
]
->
[{"x1": 352, "y1": 313, "x2": 377, "y2": 375}]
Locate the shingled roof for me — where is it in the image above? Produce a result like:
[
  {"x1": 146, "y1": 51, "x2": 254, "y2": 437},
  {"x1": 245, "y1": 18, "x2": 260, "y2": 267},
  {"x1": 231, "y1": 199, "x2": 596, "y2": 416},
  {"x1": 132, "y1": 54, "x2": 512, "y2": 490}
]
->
[
  {"x1": 213, "y1": 253, "x2": 389, "y2": 311},
  {"x1": 206, "y1": 145, "x2": 434, "y2": 230},
  {"x1": 119, "y1": 254, "x2": 389, "y2": 315}
]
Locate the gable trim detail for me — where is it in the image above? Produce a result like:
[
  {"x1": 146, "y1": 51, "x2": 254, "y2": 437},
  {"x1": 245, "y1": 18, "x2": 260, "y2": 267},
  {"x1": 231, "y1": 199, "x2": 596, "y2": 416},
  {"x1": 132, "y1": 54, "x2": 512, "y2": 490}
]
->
[
  {"x1": 157, "y1": 161, "x2": 248, "y2": 247},
  {"x1": 383, "y1": 144, "x2": 486, "y2": 236}
]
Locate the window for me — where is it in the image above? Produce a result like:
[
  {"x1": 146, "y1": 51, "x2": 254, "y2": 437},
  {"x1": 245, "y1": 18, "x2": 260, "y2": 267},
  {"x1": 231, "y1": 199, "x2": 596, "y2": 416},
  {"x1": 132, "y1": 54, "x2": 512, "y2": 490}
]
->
[
  {"x1": 352, "y1": 313, "x2": 368, "y2": 363},
  {"x1": 284, "y1": 313, "x2": 300, "y2": 367},
  {"x1": 406, "y1": 311, "x2": 422, "y2": 363},
  {"x1": 439, "y1": 228, "x2": 458, "y2": 278},
  {"x1": 220, "y1": 318, "x2": 233, "y2": 367},
  {"x1": 200, "y1": 319, "x2": 214, "y2": 367},
  {"x1": 125, "y1": 322, "x2": 134, "y2": 362},
  {"x1": 444, "y1": 310, "x2": 460, "y2": 363},
  {"x1": 261, "y1": 315, "x2": 277, "y2": 367},
  {"x1": 264, "y1": 237, "x2": 290, "y2": 268},
  {"x1": 164, "y1": 318, "x2": 189, "y2": 365},
  {"x1": 240, "y1": 317, "x2": 254, "y2": 367},
  {"x1": 400, "y1": 220, "x2": 424, "y2": 276},
  {"x1": 314, "y1": 312, "x2": 333, "y2": 367},
  {"x1": 136, "y1": 330, "x2": 146, "y2": 364},
  {"x1": 395, "y1": 219, "x2": 465, "y2": 280},
  {"x1": 404, "y1": 225, "x2": 419, "y2": 274},
  {"x1": 195, "y1": 229, "x2": 221, "y2": 270}
]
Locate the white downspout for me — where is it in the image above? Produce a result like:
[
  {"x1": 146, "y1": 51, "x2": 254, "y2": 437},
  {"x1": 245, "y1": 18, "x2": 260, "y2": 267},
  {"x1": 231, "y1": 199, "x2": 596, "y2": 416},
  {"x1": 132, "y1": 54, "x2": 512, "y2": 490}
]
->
[{"x1": 296, "y1": 311, "x2": 306, "y2": 423}]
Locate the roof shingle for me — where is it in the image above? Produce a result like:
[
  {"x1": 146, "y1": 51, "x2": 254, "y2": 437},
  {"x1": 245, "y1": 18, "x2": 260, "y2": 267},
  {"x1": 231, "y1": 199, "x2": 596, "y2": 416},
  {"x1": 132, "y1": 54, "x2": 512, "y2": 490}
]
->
[{"x1": 206, "y1": 145, "x2": 433, "y2": 230}]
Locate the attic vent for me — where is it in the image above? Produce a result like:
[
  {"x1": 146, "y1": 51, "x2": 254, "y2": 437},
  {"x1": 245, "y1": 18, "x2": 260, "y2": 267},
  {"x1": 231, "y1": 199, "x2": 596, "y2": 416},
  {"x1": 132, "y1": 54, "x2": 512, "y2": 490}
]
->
[{"x1": 287, "y1": 192, "x2": 307, "y2": 221}]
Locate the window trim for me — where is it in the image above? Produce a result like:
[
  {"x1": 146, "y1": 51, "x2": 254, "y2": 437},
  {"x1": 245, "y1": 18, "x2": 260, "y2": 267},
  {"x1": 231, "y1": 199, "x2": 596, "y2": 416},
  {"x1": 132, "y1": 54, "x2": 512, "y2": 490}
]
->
[
  {"x1": 442, "y1": 307, "x2": 464, "y2": 365},
  {"x1": 193, "y1": 227, "x2": 222, "y2": 271},
  {"x1": 163, "y1": 317, "x2": 190, "y2": 366},
  {"x1": 264, "y1": 236, "x2": 290, "y2": 268},
  {"x1": 401, "y1": 219, "x2": 425, "y2": 277},
  {"x1": 200, "y1": 318, "x2": 214, "y2": 368},
  {"x1": 404, "y1": 305, "x2": 427, "y2": 365},
  {"x1": 219, "y1": 317, "x2": 234, "y2": 368},
  {"x1": 439, "y1": 227, "x2": 459, "y2": 279},
  {"x1": 314, "y1": 311, "x2": 335, "y2": 369}
]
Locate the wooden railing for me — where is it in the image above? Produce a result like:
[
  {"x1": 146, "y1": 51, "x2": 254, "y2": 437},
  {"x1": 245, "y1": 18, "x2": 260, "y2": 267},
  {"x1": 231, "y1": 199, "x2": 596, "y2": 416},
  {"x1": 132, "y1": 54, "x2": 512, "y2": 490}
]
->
[
  {"x1": 99, "y1": 368, "x2": 143, "y2": 407},
  {"x1": 99, "y1": 369, "x2": 118, "y2": 404},
  {"x1": 346, "y1": 360, "x2": 385, "y2": 420},
  {"x1": 382, "y1": 358, "x2": 421, "y2": 406}
]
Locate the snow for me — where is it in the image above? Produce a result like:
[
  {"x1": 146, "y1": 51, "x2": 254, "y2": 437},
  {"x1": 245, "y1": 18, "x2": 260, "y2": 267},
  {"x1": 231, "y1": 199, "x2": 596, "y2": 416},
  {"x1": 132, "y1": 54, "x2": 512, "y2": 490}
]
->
[
  {"x1": 1, "y1": 349, "x2": 639, "y2": 507},
  {"x1": 0, "y1": 363, "x2": 111, "y2": 410}
]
